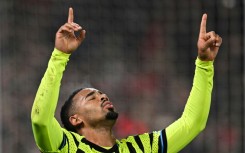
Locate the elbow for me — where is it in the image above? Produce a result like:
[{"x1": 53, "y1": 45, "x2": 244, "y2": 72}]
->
[
  {"x1": 190, "y1": 119, "x2": 207, "y2": 135},
  {"x1": 198, "y1": 120, "x2": 207, "y2": 133},
  {"x1": 31, "y1": 115, "x2": 50, "y2": 132},
  {"x1": 31, "y1": 108, "x2": 48, "y2": 127},
  {"x1": 196, "y1": 114, "x2": 209, "y2": 133},
  {"x1": 184, "y1": 115, "x2": 207, "y2": 135},
  {"x1": 31, "y1": 114, "x2": 46, "y2": 127}
]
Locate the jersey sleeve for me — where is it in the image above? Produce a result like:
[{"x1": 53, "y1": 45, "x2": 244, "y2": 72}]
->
[
  {"x1": 31, "y1": 48, "x2": 70, "y2": 152},
  {"x1": 165, "y1": 58, "x2": 214, "y2": 153}
]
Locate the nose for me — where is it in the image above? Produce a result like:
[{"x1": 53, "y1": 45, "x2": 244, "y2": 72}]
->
[{"x1": 100, "y1": 94, "x2": 109, "y2": 102}]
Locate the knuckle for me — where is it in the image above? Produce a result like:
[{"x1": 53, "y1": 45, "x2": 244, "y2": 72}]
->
[{"x1": 208, "y1": 31, "x2": 216, "y2": 37}]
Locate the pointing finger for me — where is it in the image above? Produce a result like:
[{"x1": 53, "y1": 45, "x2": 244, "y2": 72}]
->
[
  {"x1": 199, "y1": 14, "x2": 207, "y2": 37},
  {"x1": 68, "y1": 7, "x2": 74, "y2": 23}
]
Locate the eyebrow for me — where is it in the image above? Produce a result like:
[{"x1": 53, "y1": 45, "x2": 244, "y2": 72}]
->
[{"x1": 85, "y1": 91, "x2": 96, "y2": 99}]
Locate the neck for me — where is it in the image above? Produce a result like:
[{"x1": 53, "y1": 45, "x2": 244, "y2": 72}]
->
[{"x1": 78, "y1": 125, "x2": 116, "y2": 147}]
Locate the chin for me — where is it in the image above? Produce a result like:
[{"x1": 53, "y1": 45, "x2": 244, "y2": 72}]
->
[{"x1": 105, "y1": 110, "x2": 119, "y2": 120}]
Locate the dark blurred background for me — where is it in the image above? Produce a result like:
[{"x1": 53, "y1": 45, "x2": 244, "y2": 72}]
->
[{"x1": 0, "y1": 0, "x2": 244, "y2": 152}]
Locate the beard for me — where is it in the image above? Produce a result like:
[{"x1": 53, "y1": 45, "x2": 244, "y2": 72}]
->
[{"x1": 105, "y1": 108, "x2": 119, "y2": 120}]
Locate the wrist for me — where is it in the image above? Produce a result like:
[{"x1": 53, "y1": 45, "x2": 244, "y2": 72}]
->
[
  {"x1": 54, "y1": 48, "x2": 71, "y2": 55},
  {"x1": 53, "y1": 48, "x2": 71, "y2": 60},
  {"x1": 196, "y1": 57, "x2": 214, "y2": 70}
]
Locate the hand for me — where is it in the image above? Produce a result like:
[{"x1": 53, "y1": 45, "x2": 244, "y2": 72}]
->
[
  {"x1": 197, "y1": 14, "x2": 222, "y2": 61},
  {"x1": 55, "y1": 8, "x2": 86, "y2": 54}
]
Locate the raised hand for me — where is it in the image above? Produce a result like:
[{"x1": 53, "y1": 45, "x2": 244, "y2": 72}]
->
[
  {"x1": 55, "y1": 8, "x2": 86, "y2": 54},
  {"x1": 197, "y1": 14, "x2": 222, "y2": 61}
]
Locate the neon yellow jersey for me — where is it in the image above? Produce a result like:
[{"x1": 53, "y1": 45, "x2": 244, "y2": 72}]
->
[
  {"x1": 31, "y1": 49, "x2": 214, "y2": 153},
  {"x1": 60, "y1": 128, "x2": 167, "y2": 153}
]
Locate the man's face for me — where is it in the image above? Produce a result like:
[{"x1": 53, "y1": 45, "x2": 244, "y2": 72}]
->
[{"x1": 73, "y1": 88, "x2": 118, "y2": 126}]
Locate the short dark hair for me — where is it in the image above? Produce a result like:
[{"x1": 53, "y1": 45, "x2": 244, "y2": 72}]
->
[{"x1": 60, "y1": 88, "x2": 84, "y2": 132}]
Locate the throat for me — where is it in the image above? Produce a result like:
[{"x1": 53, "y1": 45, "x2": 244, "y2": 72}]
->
[
  {"x1": 81, "y1": 138, "x2": 119, "y2": 153},
  {"x1": 79, "y1": 127, "x2": 116, "y2": 147}
]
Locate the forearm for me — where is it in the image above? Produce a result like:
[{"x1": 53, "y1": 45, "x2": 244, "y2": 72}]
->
[
  {"x1": 31, "y1": 48, "x2": 70, "y2": 151},
  {"x1": 166, "y1": 58, "x2": 214, "y2": 153}
]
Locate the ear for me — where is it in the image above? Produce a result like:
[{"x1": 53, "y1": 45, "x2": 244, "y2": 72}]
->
[{"x1": 69, "y1": 114, "x2": 83, "y2": 127}]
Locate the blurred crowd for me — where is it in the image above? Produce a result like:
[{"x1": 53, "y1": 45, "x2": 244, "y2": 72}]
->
[{"x1": 0, "y1": 0, "x2": 244, "y2": 152}]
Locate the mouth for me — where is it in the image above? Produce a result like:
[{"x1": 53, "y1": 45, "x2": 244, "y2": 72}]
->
[{"x1": 101, "y1": 101, "x2": 114, "y2": 110}]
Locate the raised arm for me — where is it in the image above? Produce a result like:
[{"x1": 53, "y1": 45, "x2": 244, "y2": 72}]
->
[
  {"x1": 31, "y1": 8, "x2": 86, "y2": 152},
  {"x1": 165, "y1": 14, "x2": 222, "y2": 153}
]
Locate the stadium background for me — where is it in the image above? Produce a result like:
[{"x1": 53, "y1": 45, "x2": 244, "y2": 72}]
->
[{"x1": 0, "y1": 0, "x2": 244, "y2": 152}]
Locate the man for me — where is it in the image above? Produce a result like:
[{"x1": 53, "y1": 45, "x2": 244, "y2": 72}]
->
[{"x1": 31, "y1": 7, "x2": 222, "y2": 153}]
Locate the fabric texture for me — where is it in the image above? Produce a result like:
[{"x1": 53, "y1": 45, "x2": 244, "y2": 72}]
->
[{"x1": 31, "y1": 49, "x2": 214, "y2": 153}]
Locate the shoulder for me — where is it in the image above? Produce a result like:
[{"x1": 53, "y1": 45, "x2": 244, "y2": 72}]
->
[
  {"x1": 62, "y1": 128, "x2": 84, "y2": 143},
  {"x1": 120, "y1": 130, "x2": 163, "y2": 142},
  {"x1": 59, "y1": 128, "x2": 84, "y2": 152}
]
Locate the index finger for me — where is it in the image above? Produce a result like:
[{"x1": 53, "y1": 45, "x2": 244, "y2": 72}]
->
[
  {"x1": 199, "y1": 13, "x2": 207, "y2": 37},
  {"x1": 68, "y1": 7, "x2": 74, "y2": 23}
]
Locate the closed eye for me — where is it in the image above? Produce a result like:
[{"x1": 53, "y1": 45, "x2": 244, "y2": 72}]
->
[
  {"x1": 88, "y1": 96, "x2": 96, "y2": 101},
  {"x1": 85, "y1": 91, "x2": 96, "y2": 100}
]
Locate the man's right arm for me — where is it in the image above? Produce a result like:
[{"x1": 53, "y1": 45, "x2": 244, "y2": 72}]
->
[
  {"x1": 31, "y1": 7, "x2": 85, "y2": 152},
  {"x1": 31, "y1": 48, "x2": 70, "y2": 152}
]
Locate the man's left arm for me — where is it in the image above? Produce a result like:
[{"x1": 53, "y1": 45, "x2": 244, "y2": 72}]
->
[
  {"x1": 165, "y1": 58, "x2": 214, "y2": 153},
  {"x1": 164, "y1": 14, "x2": 222, "y2": 153}
]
